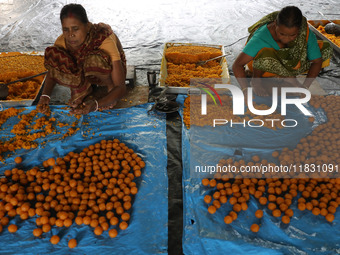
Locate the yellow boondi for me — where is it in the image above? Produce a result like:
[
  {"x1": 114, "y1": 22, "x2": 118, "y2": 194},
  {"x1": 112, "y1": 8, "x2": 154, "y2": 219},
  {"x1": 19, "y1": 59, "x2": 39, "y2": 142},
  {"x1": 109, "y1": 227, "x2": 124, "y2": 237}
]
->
[
  {"x1": 0, "y1": 107, "x2": 81, "y2": 161},
  {"x1": 165, "y1": 46, "x2": 223, "y2": 87},
  {"x1": 166, "y1": 62, "x2": 222, "y2": 87},
  {"x1": 316, "y1": 25, "x2": 340, "y2": 47},
  {"x1": 165, "y1": 45, "x2": 222, "y2": 64},
  {"x1": 0, "y1": 53, "x2": 46, "y2": 100}
]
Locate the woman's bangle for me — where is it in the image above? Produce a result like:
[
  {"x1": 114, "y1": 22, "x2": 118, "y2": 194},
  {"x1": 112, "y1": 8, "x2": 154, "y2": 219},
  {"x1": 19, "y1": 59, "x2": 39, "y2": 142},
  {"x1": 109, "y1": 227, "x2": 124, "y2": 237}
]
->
[
  {"x1": 41, "y1": 94, "x2": 51, "y2": 100},
  {"x1": 94, "y1": 99, "x2": 99, "y2": 112},
  {"x1": 242, "y1": 87, "x2": 248, "y2": 92}
]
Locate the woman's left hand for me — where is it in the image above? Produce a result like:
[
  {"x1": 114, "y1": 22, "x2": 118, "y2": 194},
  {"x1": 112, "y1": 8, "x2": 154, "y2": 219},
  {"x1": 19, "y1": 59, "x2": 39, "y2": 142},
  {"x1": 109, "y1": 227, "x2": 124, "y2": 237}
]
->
[{"x1": 69, "y1": 99, "x2": 97, "y2": 115}]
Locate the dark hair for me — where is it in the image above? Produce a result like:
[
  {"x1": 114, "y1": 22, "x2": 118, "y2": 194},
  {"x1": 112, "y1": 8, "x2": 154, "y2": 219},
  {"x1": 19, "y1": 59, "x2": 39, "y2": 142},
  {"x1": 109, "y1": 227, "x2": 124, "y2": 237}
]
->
[
  {"x1": 60, "y1": 4, "x2": 89, "y2": 24},
  {"x1": 277, "y1": 6, "x2": 302, "y2": 28}
]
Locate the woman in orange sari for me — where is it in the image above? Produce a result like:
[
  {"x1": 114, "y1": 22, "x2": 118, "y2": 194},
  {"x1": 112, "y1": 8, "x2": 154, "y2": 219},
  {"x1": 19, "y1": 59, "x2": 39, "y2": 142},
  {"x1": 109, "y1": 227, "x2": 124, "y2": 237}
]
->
[{"x1": 37, "y1": 4, "x2": 126, "y2": 114}]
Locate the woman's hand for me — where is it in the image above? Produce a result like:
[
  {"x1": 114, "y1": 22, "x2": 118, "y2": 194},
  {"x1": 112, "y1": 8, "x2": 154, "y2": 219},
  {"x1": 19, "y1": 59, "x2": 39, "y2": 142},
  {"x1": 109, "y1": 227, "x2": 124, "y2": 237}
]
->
[
  {"x1": 69, "y1": 99, "x2": 97, "y2": 115},
  {"x1": 37, "y1": 73, "x2": 56, "y2": 114},
  {"x1": 69, "y1": 98, "x2": 83, "y2": 109},
  {"x1": 36, "y1": 96, "x2": 50, "y2": 114}
]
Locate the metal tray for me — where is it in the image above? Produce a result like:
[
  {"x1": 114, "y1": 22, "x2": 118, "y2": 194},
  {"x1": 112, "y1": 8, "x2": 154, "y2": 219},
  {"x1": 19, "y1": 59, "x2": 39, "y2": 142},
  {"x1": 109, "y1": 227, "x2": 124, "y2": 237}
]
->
[
  {"x1": 159, "y1": 42, "x2": 230, "y2": 94},
  {"x1": 307, "y1": 20, "x2": 340, "y2": 55},
  {"x1": 0, "y1": 52, "x2": 46, "y2": 108}
]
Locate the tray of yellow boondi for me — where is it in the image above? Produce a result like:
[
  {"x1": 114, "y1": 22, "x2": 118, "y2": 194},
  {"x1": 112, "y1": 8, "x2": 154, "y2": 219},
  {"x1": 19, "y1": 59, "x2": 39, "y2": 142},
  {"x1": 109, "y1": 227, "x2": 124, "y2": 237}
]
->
[
  {"x1": 307, "y1": 20, "x2": 340, "y2": 55},
  {"x1": 159, "y1": 42, "x2": 230, "y2": 94},
  {"x1": 0, "y1": 52, "x2": 47, "y2": 108}
]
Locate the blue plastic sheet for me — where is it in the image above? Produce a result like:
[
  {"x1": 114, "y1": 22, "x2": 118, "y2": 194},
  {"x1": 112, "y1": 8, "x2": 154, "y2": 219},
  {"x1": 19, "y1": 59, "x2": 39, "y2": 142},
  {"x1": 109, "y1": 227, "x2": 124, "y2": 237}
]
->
[
  {"x1": 0, "y1": 104, "x2": 168, "y2": 255},
  {"x1": 176, "y1": 95, "x2": 340, "y2": 255}
]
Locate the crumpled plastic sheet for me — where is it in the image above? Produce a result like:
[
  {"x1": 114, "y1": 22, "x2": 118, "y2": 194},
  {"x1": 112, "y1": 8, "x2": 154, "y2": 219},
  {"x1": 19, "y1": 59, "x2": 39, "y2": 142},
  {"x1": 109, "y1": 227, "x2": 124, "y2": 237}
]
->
[
  {"x1": 176, "y1": 95, "x2": 340, "y2": 255},
  {"x1": 0, "y1": 104, "x2": 168, "y2": 255}
]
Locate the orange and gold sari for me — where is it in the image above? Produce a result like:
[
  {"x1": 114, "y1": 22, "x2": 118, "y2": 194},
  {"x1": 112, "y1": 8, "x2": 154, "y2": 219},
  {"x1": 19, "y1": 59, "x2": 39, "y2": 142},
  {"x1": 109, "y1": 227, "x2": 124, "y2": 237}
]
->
[{"x1": 44, "y1": 23, "x2": 126, "y2": 105}]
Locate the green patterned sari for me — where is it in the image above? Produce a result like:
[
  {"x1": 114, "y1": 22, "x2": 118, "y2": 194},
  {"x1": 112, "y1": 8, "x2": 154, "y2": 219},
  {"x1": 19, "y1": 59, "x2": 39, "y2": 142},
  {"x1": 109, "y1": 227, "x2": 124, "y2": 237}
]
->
[{"x1": 247, "y1": 12, "x2": 332, "y2": 77}]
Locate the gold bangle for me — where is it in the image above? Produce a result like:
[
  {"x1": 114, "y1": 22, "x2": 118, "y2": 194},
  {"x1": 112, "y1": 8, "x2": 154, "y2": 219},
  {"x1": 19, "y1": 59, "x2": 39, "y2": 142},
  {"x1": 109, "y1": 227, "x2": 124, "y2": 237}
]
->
[{"x1": 242, "y1": 87, "x2": 248, "y2": 92}]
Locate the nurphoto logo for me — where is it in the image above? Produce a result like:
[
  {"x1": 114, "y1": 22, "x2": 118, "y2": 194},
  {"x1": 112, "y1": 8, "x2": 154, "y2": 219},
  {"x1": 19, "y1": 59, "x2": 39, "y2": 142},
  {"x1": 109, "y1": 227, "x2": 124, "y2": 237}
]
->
[
  {"x1": 190, "y1": 78, "x2": 313, "y2": 129},
  {"x1": 200, "y1": 84, "x2": 312, "y2": 116}
]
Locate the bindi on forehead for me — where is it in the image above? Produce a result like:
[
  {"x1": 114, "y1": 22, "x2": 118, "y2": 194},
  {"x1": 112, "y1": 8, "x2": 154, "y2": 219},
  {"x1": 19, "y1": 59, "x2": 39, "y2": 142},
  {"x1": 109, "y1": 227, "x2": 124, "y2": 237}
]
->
[
  {"x1": 62, "y1": 17, "x2": 82, "y2": 25},
  {"x1": 67, "y1": 12, "x2": 74, "y2": 18}
]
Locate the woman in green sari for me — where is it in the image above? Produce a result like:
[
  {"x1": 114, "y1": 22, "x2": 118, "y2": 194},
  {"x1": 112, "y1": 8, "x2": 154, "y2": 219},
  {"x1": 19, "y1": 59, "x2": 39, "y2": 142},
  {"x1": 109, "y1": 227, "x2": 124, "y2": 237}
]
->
[{"x1": 232, "y1": 6, "x2": 332, "y2": 96}]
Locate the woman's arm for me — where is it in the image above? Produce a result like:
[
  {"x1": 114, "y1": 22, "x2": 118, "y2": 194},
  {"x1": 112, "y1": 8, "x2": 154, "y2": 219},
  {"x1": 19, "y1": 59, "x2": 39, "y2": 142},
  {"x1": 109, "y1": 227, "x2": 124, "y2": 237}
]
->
[
  {"x1": 71, "y1": 60, "x2": 126, "y2": 114},
  {"x1": 36, "y1": 72, "x2": 56, "y2": 113},
  {"x1": 99, "y1": 60, "x2": 126, "y2": 106},
  {"x1": 302, "y1": 57, "x2": 322, "y2": 89},
  {"x1": 301, "y1": 30, "x2": 323, "y2": 89},
  {"x1": 232, "y1": 52, "x2": 253, "y2": 90},
  {"x1": 233, "y1": 52, "x2": 270, "y2": 97}
]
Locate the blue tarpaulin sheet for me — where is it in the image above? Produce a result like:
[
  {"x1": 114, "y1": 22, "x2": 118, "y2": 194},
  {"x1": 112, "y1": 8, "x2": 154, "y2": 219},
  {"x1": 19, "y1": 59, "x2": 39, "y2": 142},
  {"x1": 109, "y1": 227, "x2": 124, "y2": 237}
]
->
[
  {"x1": 176, "y1": 95, "x2": 340, "y2": 255},
  {"x1": 0, "y1": 104, "x2": 168, "y2": 255}
]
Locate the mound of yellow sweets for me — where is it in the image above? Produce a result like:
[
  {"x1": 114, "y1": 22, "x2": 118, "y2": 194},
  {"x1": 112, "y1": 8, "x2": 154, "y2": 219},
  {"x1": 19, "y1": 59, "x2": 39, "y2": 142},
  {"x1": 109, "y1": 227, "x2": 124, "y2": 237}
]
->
[
  {"x1": 0, "y1": 53, "x2": 46, "y2": 100},
  {"x1": 165, "y1": 45, "x2": 223, "y2": 87}
]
